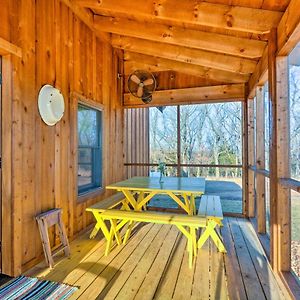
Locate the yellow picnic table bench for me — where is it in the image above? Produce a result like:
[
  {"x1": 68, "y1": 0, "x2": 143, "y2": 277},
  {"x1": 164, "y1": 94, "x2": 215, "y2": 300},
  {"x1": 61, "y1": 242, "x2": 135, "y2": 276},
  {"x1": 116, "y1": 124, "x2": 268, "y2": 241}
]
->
[{"x1": 86, "y1": 178, "x2": 226, "y2": 268}]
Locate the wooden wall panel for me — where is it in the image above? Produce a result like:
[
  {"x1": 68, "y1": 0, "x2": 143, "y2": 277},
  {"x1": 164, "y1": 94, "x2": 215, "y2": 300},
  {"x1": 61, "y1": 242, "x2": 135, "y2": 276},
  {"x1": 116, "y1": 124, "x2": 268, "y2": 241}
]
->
[
  {"x1": 0, "y1": 0, "x2": 124, "y2": 275},
  {"x1": 124, "y1": 108, "x2": 149, "y2": 177}
]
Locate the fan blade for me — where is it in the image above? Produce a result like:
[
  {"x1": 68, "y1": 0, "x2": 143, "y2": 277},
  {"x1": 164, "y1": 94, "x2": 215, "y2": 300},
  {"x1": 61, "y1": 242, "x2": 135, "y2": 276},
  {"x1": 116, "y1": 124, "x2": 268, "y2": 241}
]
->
[
  {"x1": 137, "y1": 86, "x2": 144, "y2": 97},
  {"x1": 130, "y1": 74, "x2": 141, "y2": 84},
  {"x1": 143, "y1": 78, "x2": 154, "y2": 86}
]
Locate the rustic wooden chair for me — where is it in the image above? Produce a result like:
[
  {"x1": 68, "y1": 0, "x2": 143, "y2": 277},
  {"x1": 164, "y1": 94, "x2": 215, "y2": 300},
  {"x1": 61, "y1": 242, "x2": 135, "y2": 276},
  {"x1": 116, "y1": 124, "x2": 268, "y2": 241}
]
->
[{"x1": 36, "y1": 208, "x2": 70, "y2": 268}]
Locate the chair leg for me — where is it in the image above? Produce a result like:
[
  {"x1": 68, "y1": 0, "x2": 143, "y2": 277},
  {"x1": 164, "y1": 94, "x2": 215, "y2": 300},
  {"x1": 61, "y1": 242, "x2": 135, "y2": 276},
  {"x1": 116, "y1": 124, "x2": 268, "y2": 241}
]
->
[
  {"x1": 58, "y1": 212, "x2": 70, "y2": 256},
  {"x1": 38, "y1": 219, "x2": 54, "y2": 268}
]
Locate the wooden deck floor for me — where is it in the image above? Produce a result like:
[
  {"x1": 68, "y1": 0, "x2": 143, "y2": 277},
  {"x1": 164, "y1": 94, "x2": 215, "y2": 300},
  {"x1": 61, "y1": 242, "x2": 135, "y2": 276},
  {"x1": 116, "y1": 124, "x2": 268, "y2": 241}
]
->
[{"x1": 29, "y1": 217, "x2": 286, "y2": 300}]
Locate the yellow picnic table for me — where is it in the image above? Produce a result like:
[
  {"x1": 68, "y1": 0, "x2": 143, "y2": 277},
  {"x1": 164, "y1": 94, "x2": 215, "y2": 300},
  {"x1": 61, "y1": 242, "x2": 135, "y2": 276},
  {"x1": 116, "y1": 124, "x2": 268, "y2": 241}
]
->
[{"x1": 106, "y1": 176, "x2": 206, "y2": 215}]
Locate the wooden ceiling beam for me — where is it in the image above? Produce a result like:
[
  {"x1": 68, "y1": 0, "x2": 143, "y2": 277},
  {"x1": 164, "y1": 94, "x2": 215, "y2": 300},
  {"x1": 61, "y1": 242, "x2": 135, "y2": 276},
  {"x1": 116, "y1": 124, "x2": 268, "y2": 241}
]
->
[
  {"x1": 248, "y1": 47, "x2": 268, "y2": 97},
  {"x1": 0, "y1": 37, "x2": 22, "y2": 57},
  {"x1": 123, "y1": 84, "x2": 245, "y2": 108},
  {"x1": 60, "y1": 0, "x2": 110, "y2": 44},
  {"x1": 112, "y1": 35, "x2": 257, "y2": 75},
  {"x1": 124, "y1": 52, "x2": 249, "y2": 84},
  {"x1": 248, "y1": 0, "x2": 300, "y2": 97},
  {"x1": 76, "y1": 0, "x2": 282, "y2": 34},
  {"x1": 94, "y1": 15, "x2": 266, "y2": 59},
  {"x1": 277, "y1": 0, "x2": 300, "y2": 56},
  {"x1": 124, "y1": 61, "x2": 169, "y2": 75}
]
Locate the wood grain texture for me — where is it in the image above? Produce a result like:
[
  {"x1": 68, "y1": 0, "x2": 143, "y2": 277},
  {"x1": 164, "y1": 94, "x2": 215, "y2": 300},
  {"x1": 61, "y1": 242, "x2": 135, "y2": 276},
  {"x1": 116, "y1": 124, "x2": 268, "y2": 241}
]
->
[
  {"x1": 28, "y1": 218, "x2": 285, "y2": 300},
  {"x1": 255, "y1": 86, "x2": 266, "y2": 234},
  {"x1": 78, "y1": 0, "x2": 283, "y2": 34},
  {"x1": 95, "y1": 15, "x2": 266, "y2": 59},
  {"x1": 124, "y1": 52, "x2": 249, "y2": 84},
  {"x1": 276, "y1": 56, "x2": 291, "y2": 272},
  {"x1": 113, "y1": 35, "x2": 257, "y2": 75},
  {"x1": 124, "y1": 84, "x2": 245, "y2": 108},
  {"x1": 2, "y1": 0, "x2": 124, "y2": 276},
  {"x1": 124, "y1": 108, "x2": 149, "y2": 178}
]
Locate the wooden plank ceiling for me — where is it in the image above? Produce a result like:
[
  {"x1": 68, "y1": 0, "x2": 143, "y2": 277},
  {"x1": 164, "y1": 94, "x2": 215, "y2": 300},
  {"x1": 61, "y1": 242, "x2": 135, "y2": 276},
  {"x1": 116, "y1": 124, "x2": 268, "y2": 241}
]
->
[{"x1": 73, "y1": 0, "x2": 291, "y2": 104}]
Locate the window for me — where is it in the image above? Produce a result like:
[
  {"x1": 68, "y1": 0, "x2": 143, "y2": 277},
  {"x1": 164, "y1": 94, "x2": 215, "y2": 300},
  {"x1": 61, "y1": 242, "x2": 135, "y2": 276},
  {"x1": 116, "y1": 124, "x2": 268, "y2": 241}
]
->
[
  {"x1": 264, "y1": 83, "x2": 270, "y2": 171},
  {"x1": 77, "y1": 104, "x2": 102, "y2": 195},
  {"x1": 289, "y1": 44, "x2": 300, "y2": 280},
  {"x1": 147, "y1": 102, "x2": 243, "y2": 214},
  {"x1": 149, "y1": 106, "x2": 178, "y2": 177}
]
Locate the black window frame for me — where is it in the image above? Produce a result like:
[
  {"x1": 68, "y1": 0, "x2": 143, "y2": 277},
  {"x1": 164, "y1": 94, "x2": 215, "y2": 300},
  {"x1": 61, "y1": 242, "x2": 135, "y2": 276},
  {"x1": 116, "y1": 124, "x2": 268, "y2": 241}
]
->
[{"x1": 77, "y1": 103, "x2": 103, "y2": 196}]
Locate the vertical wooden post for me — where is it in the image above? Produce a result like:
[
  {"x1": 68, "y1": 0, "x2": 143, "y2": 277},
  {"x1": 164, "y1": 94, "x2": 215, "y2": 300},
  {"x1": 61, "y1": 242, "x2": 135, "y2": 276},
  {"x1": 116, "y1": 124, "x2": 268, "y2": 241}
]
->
[
  {"x1": 276, "y1": 56, "x2": 291, "y2": 272},
  {"x1": 248, "y1": 99, "x2": 255, "y2": 217},
  {"x1": 242, "y1": 93, "x2": 249, "y2": 216},
  {"x1": 268, "y1": 28, "x2": 278, "y2": 270},
  {"x1": 1, "y1": 55, "x2": 13, "y2": 276},
  {"x1": 177, "y1": 105, "x2": 181, "y2": 177},
  {"x1": 256, "y1": 86, "x2": 266, "y2": 233}
]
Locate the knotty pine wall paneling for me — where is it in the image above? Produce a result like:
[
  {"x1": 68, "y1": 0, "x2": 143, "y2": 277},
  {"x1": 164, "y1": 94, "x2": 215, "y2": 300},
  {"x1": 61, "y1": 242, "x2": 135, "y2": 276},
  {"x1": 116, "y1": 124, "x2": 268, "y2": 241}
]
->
[{"x1": 0, "y1": 0, "x2": 124, "y2": 275}]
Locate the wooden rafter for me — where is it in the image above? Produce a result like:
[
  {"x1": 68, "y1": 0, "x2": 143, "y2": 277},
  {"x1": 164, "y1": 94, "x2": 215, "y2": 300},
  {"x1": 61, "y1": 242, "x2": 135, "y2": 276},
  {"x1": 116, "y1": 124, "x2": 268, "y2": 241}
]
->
[
  {"x1": 60, "y1": 0, "x2": 110, "y2": 43},
  {"x1": 124, "y1": 52, "x2": 249, "y2": 84},
  {"x1": 76, "y1": 0, "x2": 282, "y2": 34},
  {"x1": 248, "y1": 0, "x2": 300, "y2": 97},
  {"x1": 277, "y1": 0, "x2": 300, "y2": 55},
  {"x1": 0, "y1": 38, "x2": 22, "y2": 57},
  {"x1": 94, "y1": 15, "x2": 266, "y2": 59},
  {"x1": 123, "y1": 84, "x2": 245, "y2": 107},
  {"x1": 112, "y1": 35, "x2": 256, "y2": 75},
  {"x1": 124, "y1": 61, "x2": 169, "y2": 75}
]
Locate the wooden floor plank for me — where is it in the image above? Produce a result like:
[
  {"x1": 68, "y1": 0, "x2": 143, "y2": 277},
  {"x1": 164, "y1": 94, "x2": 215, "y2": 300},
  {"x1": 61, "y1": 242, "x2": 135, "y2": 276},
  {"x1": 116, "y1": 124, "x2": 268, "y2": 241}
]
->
[
  {"x1": 172, "y1": 243, "x2": 195, "y2": 300},
  {"x1": 154, "y1": 234, "x2": 187, "y2": 299},
  {"x1": 210, "y1": 238, "x2": 228, "y2": 300},
  {"x1": 95, "y1": 224, "x2": 165, "y2": 299},
  {"x1": 191, "y1": 231, "x2": 210, "y2": 300},
  {"x1": 70, "y1": 223, "x2": 155, "y2": 299},
  {"x1": 27, "y1": 231, "x2": 101, "y2": 278},
  {"x1": 77, "y1": 224, "x2": 162, "y2": 300},
  {"x1": 134, "y1": 226, "x2": 179, "y2": 300},
  {"x1": 26, "y1": 218, "x2": 286, "y2": 300},
  {"x1": 237, "y1": 218, "x2": 284, "y2": 300},
  {"x1": 229, "y1": 218, "x2": 266, "y2": 300},
  {"x1": 221, "y1": 218, "x2": 248, "y2": 300},
  {"x1": 114, "y1": 225, "x2": 172, "y2": 300}
]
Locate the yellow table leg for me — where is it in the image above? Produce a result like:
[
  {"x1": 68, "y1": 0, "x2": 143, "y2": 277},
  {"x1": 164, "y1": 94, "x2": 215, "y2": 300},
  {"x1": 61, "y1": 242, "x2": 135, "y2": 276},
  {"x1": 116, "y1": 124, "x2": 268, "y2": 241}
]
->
[
  {"x1": 110, "y1": 219, "x2": 122, "y2": 245},
  {"x1": 123, "y1": 220, "x2": 135, "y2": 244},
  {"x1": 136, "y1": 191, "x2": 157, "y2": 210},
  {"x1": 167, "y1": 192, "x2": 189, "y2": 214},
  {"x1": 122, "y1": 190, "x2": 138, "y2": 209},
  {"x1": 105, "y1": 226, "x2": 114, "y2": 256},
  {"x1": 177, "y1": 225, "x2": 198, "y2": 268}
]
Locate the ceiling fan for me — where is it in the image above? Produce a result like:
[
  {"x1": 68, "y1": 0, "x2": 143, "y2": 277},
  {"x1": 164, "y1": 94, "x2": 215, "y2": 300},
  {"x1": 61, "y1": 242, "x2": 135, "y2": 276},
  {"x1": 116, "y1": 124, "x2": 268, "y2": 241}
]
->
[{"x1": 127, "y1": 70, "x2": 156, "y2": 104}]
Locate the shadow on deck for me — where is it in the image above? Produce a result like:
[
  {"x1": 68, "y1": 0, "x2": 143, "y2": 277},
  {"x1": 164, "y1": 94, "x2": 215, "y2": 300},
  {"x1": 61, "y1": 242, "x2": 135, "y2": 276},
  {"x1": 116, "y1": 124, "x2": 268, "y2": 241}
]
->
[{"x1": 27, "y1": 218, "x2": 286, "y2": 300}]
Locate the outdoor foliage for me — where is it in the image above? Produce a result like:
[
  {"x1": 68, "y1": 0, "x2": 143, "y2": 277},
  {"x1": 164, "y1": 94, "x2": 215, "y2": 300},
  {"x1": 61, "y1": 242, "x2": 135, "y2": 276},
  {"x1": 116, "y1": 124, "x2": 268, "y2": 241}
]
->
[
  {"x1": 289, "y1": 65, "x2": 300, "y2": 180},
  {"x1": 149, "y1": 102, "x2": 242, "y2": 178}
]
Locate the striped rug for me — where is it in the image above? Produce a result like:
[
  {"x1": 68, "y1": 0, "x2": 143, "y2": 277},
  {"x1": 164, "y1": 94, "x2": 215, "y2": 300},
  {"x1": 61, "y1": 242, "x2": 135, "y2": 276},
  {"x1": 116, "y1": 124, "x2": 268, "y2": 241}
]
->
[{"x1": 0, "y1": 275, "x2": 77, "y2": 300}]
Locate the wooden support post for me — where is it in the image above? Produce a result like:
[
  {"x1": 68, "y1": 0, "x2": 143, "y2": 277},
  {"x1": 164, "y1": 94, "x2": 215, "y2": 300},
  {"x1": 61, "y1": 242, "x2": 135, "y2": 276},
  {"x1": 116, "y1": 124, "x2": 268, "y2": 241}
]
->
[
  {"x1": 268, "y1": 28, "x2": 278, "y2": 270},
  {"x1": 255, "y1": 86, "x2": 266, "y2": 233},
  {"x1": 177, "y1": 105, "x2": 181, "y2": 177},
  {"x1": 248, "y1": 99, "x2": 255, "y2": 217},
  {"x1": 242, "y1": 98, "x2": 249, "y2": 216},
  {"x1": 276, "y1": 56, "x2": 291, "y2": 272}
]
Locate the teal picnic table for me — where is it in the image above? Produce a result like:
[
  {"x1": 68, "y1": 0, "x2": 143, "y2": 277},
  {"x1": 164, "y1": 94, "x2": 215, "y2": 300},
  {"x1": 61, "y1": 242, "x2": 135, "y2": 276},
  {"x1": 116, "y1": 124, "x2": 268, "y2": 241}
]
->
[{"x1": 106, "y1": 176, "x2": 206, "y2": 215}]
